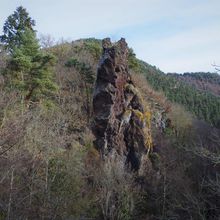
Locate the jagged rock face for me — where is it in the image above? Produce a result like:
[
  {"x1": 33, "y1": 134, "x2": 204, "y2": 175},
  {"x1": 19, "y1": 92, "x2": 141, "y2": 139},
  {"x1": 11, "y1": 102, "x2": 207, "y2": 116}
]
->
[{"x1": 92, "y1": 38, "x2": 151, "y2": 171}]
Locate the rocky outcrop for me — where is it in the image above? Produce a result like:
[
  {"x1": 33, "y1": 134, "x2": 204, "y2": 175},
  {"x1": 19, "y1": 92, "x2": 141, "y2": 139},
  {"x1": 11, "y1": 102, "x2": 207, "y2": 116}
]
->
[{"x1": 92, "y1": 38, "x2": 152, "y2": 171}]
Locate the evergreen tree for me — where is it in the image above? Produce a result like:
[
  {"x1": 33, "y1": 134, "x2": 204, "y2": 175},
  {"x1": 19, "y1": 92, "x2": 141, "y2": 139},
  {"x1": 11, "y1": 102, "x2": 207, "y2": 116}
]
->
[
  {"x1": 133, "y1": 60, "x2": 220, "y2": 127},
  {"x1": 5, "y1": 27, "x2": 57, "y2": 106},
  {"x1": 0, "y1": 6, "x2": 35, "y2": 52},
  {"x1": 1, "y1": 6, "x2": 57, "y2": 108}
]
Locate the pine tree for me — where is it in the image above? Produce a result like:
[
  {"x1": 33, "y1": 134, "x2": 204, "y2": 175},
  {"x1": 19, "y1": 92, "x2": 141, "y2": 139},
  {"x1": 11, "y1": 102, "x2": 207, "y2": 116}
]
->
[
  {"x1": 1, "y1": 7, "x2": 58, "y2": 108},
  {"x1": 6, "y1": 28, "x2": 58, "y2": 106},
  {"x1": 0, "y1": 6, "x2": 35, "y2": 52}
]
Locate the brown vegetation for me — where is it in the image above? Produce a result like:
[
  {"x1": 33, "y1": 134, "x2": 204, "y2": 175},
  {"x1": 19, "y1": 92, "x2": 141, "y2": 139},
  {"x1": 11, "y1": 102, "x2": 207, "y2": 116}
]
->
[{"x1": 0, "y1": 38, "x2": 219, "y2": 220}]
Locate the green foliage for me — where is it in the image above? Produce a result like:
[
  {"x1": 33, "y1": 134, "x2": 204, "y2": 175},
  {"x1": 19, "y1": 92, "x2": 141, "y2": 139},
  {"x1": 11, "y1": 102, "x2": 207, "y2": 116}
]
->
[
  {"x1": 83, "y1": 38, "x2": 102, "y2": 60},
  {"x1": 137, "y1": 61, "x2": 220, "y2": 127},
  {"x1": 168, "y1": 72, "x2": 220, "y2": 97},
  {"x1": 1, "y1": 33, "x2": 220, "y2": 220},
  {"x1": 5, "y1": 28, "x2": 58, "y2": 104},
  {"x1": 128, "y1": 48, "x2": 140, "y2": 72},
  {"x1": 0, "y1": 6, "x2": 35, "y2": 52},
  {"x1": 177, "y1": 72, "x2": 220, "y2": 85},
  {"x1": 65, "y1": 57, "x2": 95, "y2": 84},
  {"x1": 127, "y1": 52, "x2": 220, "y2": 127}
]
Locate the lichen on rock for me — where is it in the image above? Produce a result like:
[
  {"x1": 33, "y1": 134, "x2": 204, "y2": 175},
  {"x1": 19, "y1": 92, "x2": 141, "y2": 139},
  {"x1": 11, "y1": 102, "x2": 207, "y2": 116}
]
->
[{"x1": 92, "y1": 38, "x2": 152, "y2": 171}]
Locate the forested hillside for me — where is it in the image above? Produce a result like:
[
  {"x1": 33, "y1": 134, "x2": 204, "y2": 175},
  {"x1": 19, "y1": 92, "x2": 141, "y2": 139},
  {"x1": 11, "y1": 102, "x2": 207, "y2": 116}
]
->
[
  {"x1": 133, "y1": 61, "x2": 220, "y2": 127},
  {"x1": 169, "y1": 72, "x2": 220, "y2": 97},
  {"x1": 0, "y1": 6, "x2": 220, "y2": 220}
]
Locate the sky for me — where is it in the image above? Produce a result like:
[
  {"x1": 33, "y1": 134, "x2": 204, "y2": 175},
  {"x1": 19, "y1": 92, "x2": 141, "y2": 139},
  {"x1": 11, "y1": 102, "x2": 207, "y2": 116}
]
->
[{"x1": 0, "y1": 0, "x2": 220, "y2": 73}]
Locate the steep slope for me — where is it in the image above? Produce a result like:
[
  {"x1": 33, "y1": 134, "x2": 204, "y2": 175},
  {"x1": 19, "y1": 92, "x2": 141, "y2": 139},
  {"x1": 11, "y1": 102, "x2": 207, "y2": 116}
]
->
[
  {"x1": 1, "y1": 37, "x2": 220, "y2": 220},
  {"x1": 136, "y1": 61, "x2": 220, "y2": 127},
  {"x1": 169, "y1": 72, "x2": 220, "y2": 97},
  {"x1": 49, "y1": 38, "x2": 220, "y2": 127}
]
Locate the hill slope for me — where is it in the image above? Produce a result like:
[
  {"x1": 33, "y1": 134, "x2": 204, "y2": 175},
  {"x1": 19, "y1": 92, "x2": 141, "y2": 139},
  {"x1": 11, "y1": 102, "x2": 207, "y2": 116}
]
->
[
  {"x1": 133, "y1": 60, "x2": 220, "y2": 127},
  {"x1": 50, "y1": 38, "x2": 220, "y2": 127},
  {"x1": 0, "y1": 37, "x2": 220, "y2": 220},
  {"x1": 168, "y1": 72, "x2": 220, "y2": 97}
]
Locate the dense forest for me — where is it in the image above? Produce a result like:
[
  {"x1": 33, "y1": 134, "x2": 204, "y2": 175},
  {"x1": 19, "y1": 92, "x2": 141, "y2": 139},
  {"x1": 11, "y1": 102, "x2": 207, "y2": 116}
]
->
[
  {"x1": 132, "y1": 61, "x2": 220, "y2": 128},
  {"x1": 0, "y1": 6, "x2": 220, "y2": 220},
  {"x1": 168, "y1": 72, "x2": 220, "y2": 97}
]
